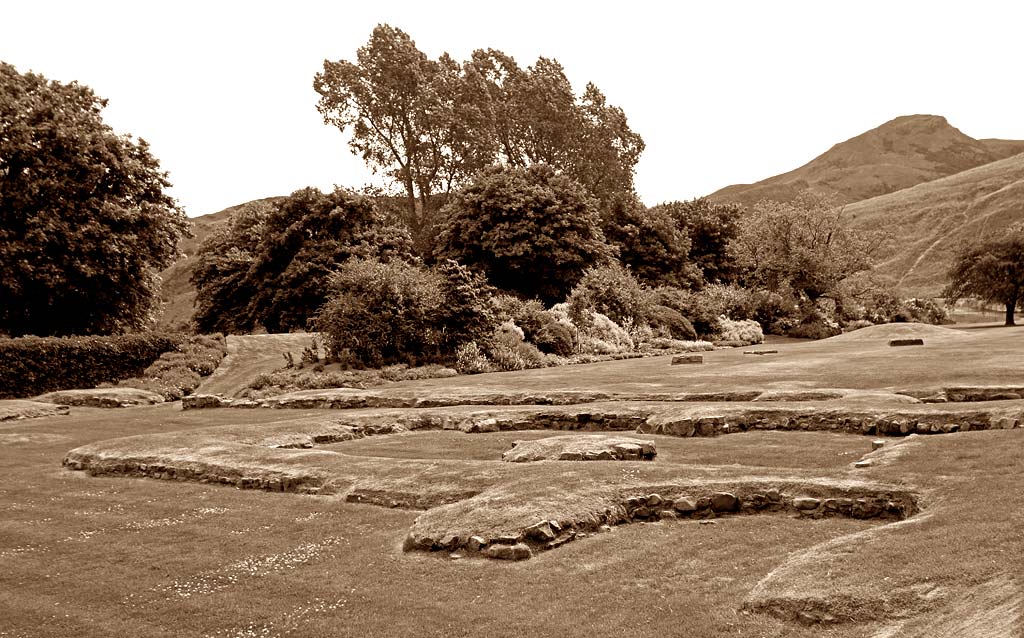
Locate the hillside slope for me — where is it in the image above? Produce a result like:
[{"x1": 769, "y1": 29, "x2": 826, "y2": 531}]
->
[
  {"x1": 709, "y1": 115, "x2": 1023, "y2": 208},
  {"x1": 155, "y1": 197, "x2": 285, "y2": 331},
  {"x1": 845, "y1": 152, "x2": 1024, "y2": 297}
]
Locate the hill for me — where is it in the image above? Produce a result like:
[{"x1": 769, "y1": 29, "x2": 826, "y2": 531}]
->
[
  {"x1": 845, "y1": 152, "x2": 1024, "y2": 297},
  {"x1": 709, "y1": 115, "x2": 1024, "y2": 208},
  {"x1": 155, "y1": 197, "x2": 285, "y2": 331}
]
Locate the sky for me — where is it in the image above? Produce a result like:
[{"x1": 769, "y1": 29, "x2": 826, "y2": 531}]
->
[{"x1": 3, "y1": 1, "x2": 1023, "y2": 218}]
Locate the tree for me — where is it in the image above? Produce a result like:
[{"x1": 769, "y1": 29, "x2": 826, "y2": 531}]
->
[
  {"x1": 733, "y1": 192, "x2": 880, "y2": 308},
  {"x1": 0, "y1": 63, "x2": 189, "y2": 336},
  {"x1": 466, "y1": 51, "x2": 644, "y2": 214},
  {"x1": 943, "y1": 225, "x2": 1024, "y2": 326},
  {"x1": 652, "y1": 198, "x2": 743, "y2": 285},
  {"x1": 314, "y1": 258, "x2": 496, "y2": 367},
  {"x1": 191, "y1": 187, "x2": 414, "y2": 334},
  {"x1": 315, "y1": 26, "x2": 645, "y2": 254},
  {"x1": 315, "y1": 25, "x2": 473, "y2": 254},
  {"x1": 433, "y1": 164, "x2": 613, "y2": 304},
  {"x1": 599, "y1": 195, "x2": 697, "y2": 288}
]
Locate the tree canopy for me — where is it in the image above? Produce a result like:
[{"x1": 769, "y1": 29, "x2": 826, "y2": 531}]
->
[
  {"x1": 0, "y1": 63, "x2": 189, "y2": 336},
  {"x1": 733, "y1": 192, "x2": 879, "y2": 307},
  {"x1": 433, "y1": 164, "x2": 612, "y2": 304},
  {"x1": 191, "y1": 187, "x2": 413, "y2": 334},
  {"x1": 651, "y1": 198, "x2": 743, "y2": 286},
  {"x1": 943, "y1": 225, "x2": 1024, "y2": 326},
  {"x1": 314, "y1": 25, "x2": 643, "y2": 253},
  {"x1": 599, "y1": 196, "x2": 696, "y2": 288}
]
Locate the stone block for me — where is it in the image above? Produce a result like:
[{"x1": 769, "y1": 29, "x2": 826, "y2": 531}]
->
[
  {"x1": 793, "y1": 497, "x2": 821, "y2": 510},
  {"x1": 710, "y1": 492, "x2": 739, "y2": 512},
  {"x1": 484, "y1": 543, "x2": 532, "y2": 561},
  {"x1": 671, "y1": 354, "x2": 704, "y2": 365},
  {"x1": 889, "y1": 338, "x2": 924, "y2": 347}
]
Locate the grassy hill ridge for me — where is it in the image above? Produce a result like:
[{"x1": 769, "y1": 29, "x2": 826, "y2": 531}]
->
[
  {"x1": 709, "y1": 115, "x2": 1023, "y2": 208},
  {"x1": 846, "y1": 152, "x2": 1024, "y2": 297},
  {"x1": 156, "y1": 197, "x2": 286, "y2": 331}
]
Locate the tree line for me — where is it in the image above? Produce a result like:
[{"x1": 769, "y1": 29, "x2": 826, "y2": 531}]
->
[{"x1": 1, "y1": 24, "x2": 1021, "y2": 344}]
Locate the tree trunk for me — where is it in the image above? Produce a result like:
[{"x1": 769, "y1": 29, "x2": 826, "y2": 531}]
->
[{"x1": 1006, "y1": 302, "x2": 1017, "y2": 326}]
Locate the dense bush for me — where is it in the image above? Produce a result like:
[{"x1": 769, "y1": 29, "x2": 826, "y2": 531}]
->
[
  {"x1": 118, "y1": 334, "x2": 227, "y2": 400},
  {"x1": 0, "y1": 333, "x2": 182, "y2": 399},
  {"x1": 645, "y1": 286, "x2": 720, "y2": 339},
  {"x1": 486, "y1": 321, "x2": 548, "y2": 371},
  {"x1": 901, "y1": 298, "x2": 951, "y2": 324},
  {"x1": 315, "y1": 259, "x2": 445, "y2": 368},
  {"x1": 787, "y1": 315, "x2": 842, "y2": 340},
  {"x1": 192, "y1": 188, "x2": 415, "y2": 334},
  {"x1": 434, "y1": 164, "x2": 613, "y2": 304},
  {"x1": 646, "y1": 304, "x2": 697, "y2": 341},
  {"x1": 567, "y1": 262, "x2": 649, "y2": 328},
  {"x1": 315, "y1": 258, "x2": 497, "y2": 368},
  {"x1": 716, "y1": 317, "x2": 764, "y2": 344}
]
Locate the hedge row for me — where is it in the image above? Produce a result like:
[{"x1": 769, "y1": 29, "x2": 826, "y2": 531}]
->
[{"x1": 0, "y1": 333, "x2": 184, "y2": 399}]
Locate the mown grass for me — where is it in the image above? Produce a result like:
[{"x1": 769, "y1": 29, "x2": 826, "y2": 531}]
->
[
  {"x1": 4, "y1": 324, "x2": 1023, "y2": 637},
  {"x1": 2, "y1": 405, "x2": 900, "y2": 638}
]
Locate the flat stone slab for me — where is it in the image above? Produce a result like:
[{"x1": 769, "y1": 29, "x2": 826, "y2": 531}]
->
[
  {"x1": 501, "y1": 435, "x2": 657, "y2": 462},
  {"x1": 889, "y1": 338, "x2": 924, "y2": 347},
  {"x1": 35, "y1": 388, "x2": 165, "y2": 408},
  {"x1": 0, "y1": 399, "x2": 71, "y2": 421},
  {"x1": 671, "y1": 354, "x2": 704, "y2": 365}
]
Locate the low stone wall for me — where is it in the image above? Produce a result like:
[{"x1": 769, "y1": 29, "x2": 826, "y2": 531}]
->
[
  {"x1": 61, "y1": 454, "x2": 331, "y2": 495},
  {"x1": 403, "y1": 483, "x2": 918, "y2": 561}
]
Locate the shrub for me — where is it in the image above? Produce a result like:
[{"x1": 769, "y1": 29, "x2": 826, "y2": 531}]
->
[
  {"x1": 787, "y1": 316, "x2": 842, "y2": 340},
  {"x1": 454, "y1": 342, "x2": 494, "y2": 375},
  {"x1": 716, "y1": 317, "x2": 764, "y2": 344},
  {"x1": 695, "y1": 284, "x2": 756, "y2": 320},
  {"x1": 533, "y1": 321, "x2": 575, "y2": 356},
  {"x1": 646, "y1": 304, "x2": 697, "y2": 341},
  {"x1": 120, "y1": 333, "x2": 228, "y2": 400},
  {"x1": 315, "y1": 259, "x2": 445, "y2": 368},
  {"x1": 315, "y1": 258, "x2": 498, "y2": 368},
  {"x1": 486, "y1": 321, "x2": 547, "y2": 371},
  {"x1": 902, "y1": 298, "x2": 951, "y2": 325},
  {"x1": 646, "y1": 286, "x2": 721, "y2": 339},
  {"x1": 569, "y1": 310, "x2": 634, "y2": 355},
  {"x1": 0, "y1": 332, "x2": 183, "y2": 399},
  {"x1": 567, "y1": 262, "x2": 650, "y2": 328}
]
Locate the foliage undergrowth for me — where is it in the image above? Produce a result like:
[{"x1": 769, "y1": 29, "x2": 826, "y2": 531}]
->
[
  {"x1": 116, "y1": 334, "x2": 228, "y2": 400},
  {"x1": 0, "y1": 332, "x2": 183, "y2": 399}
]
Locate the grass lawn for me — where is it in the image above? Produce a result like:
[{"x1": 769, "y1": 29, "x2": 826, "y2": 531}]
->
[{"x1": 3, "y1": 322, "x2": 1023, "y2": 637}]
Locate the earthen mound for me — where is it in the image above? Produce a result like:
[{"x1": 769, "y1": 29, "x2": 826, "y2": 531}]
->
[{"x1": 827, "y1": 323, "x2": 973, "y2": 344}]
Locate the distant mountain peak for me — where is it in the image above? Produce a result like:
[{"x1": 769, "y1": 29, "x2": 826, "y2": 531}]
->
[{"x1": 709, "y1": 115, "x2": 1023, "y2": 207}]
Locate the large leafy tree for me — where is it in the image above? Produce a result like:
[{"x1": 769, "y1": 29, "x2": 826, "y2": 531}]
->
[
  {"x1": 465, "y1": 51, "x2": 644, "y2": 215},
  {"x1": 191, "y1": 187, "x2": 413, "y2": 334},
  {"x1": 0, "y1": 63, "x2": 189, "y2": 336},
  {"x1": 314, "y1": 25, "x2": 472, "y2": 253},
  {"x1": 943, "y1": 225, "x2": 1024, "y2": 326},
  {"x1": 433, "y1": 164, "x2": 612, "y2": 304},
  {"x1": 734, "y1": 192, "x2": 880, "y2": 306},
  {"x1": 600, "y1": 195, "x2": 696, "y2": 288},
  {"x1": 652, "y1": 198, "x2": 744, "y2": 286},
  {"x1": 314, "y1": 25, "x2": 645, "y2": 253}
]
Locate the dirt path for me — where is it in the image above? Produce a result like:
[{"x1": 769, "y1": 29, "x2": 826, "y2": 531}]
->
[{"x1": 197, "y1": 333, "x2": 314, "y2": 397}]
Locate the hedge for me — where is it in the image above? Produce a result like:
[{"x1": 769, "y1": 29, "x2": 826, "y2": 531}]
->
[{"x1": 0, "y1": 333, "x2": 184, "y2": 399}]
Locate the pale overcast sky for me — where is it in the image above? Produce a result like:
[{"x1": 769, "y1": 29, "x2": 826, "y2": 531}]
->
[{"x1": 3, "y1": 1, "x2": 1022, "y2": 217}]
